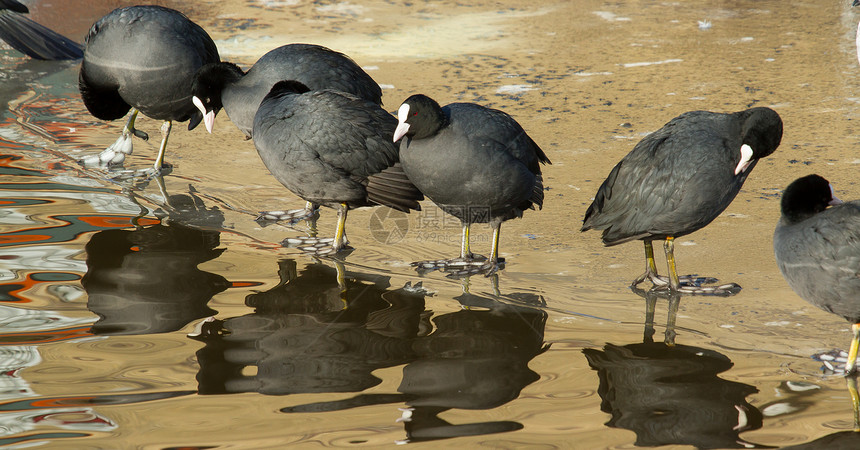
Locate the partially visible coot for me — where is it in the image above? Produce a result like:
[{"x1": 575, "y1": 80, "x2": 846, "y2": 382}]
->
[
  {"x1": 582, "y1": 107, "x2": 782, "y2": 295},
  {"x1": 191, "y1": 43, "x2": 382, "y2": 138},
  {"x1": 0, "y1": 0, "x2": 83, "y2": 60},
  {"x1": 773, "y1": 174, "x2": 860, "y2": 375},
  {"x1": 78, "y1": 5, "x2": 219, "y2": 172},
  {"x1": 253, "y1": 81, "x2": 422, "y2": 254},
  {"x1": 393, "y1": 94, "x2": 550, "y2": 276}
]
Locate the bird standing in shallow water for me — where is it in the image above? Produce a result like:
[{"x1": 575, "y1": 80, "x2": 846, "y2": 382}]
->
[
  {"x1": 191, "y1": 43, "x2": 382, "y2": 139},
  {"x1": 773, "y1": 174, "x2": 860, "y2": 375},
  {"x1": 393, "y1": 94, "x2": 550, "y2": 276},
  {"x1": 78, "y1": 5, "x2": 219, "y2": 173},
  {"x1": 581, "y1": 107, "x2": 782, "y2": 295},
  {"x1": 253, "y1": 81, "x2": 422, "y2": 255}
]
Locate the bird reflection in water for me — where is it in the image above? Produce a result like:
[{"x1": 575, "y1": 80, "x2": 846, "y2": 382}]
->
[
  {"x1": 192, "y1": 258, "x2": 424, "y2": 395},
  {"x1": 82, "y1": 188, "x2": 229, "y2": 335},
  {"x1": 583, "y1": 289, "x2": 768, "y2": 449},
  {"x1": 392, "y1": 275, "x2": 548, "y2": 443},
  {"x1": 264, "y1": 272, "x2": 549, "y2": 444}
]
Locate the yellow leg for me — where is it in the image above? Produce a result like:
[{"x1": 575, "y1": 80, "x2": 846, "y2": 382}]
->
[
  {"x1": 460, "y1": 223, "x2": 471, "y2": 259},
  {"x1": 645, "y1": 240, "x2": 658, "y2": 276},
  {"x1": 490, "y1": 224, "x2": 501, "y2": 263},
  {"x1": 333, "y1": 203, "x2": 348, "y2": 251},
  {"x1": 632, "y1": 240, "x2": 660, "y2": 287},
  {"x1": 846, "y1": 323, "x2": 860, "y2": 375},
  {"x1": 664, "y1": 237, "x2": 681, "y2": 291},
  {"x1": 153, "y1": 120, "x2": 172, "y2": 171},
  {"x1": 124, "y1": 108, "x2": 140, "y2": 136}
]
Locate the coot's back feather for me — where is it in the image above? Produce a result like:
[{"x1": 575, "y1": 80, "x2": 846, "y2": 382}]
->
[{"x1": 253, "y1": 86, "x2": 421, "y2": 212}]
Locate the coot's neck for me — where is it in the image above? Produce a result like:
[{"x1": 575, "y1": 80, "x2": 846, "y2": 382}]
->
[{"x1": 212, "y1": 62, "x2": 245, "y2": 87}]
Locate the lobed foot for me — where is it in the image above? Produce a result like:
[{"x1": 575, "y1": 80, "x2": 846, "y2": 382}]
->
[
  {"x1": 256, "y1": 208, "x2": 319, "y2": 227},
  {"x1": 105, "y1": 164, "x2": 173, "y2": 183},
  {"x1": 79, "y1": 133, "x2": 134, "y2": 168},
  {"x1": 813, "y1": 349, "x2": 860, "y2": 376},
  {"x1": 281, "y1": 236, "x2": 352, "y2": 256},
  {"x1": 412, "y1": 255, "x2": 506, "y2": 278},
  {"x1": 633, "y1": 272, "x2": 740, "y2": 296}
]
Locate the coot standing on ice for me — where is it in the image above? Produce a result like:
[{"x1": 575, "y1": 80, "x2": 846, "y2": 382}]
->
[
  {"x1": 581, "y1": 107, "x2": 783, "y2": 294},
  {"x1": 393, "y1": 94, "x2": 551, "y2": 276},
  {"x1": 253, "y1": 81, "x2": 422, "y2": 255},
  {"x1": 78, "y1": 5, "x2": 219, "y2": 172},
  {"x1": 0, "y1": 0, "x2": 83, "y2": 60},
  {"x1": 191, "y1": 43, "x2": 382, "y2": 138},
  {"x1": 773, "y1": 174, "x2": 860, "y2": 375}
]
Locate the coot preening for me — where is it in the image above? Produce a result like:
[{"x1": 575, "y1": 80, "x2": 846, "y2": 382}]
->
[
  {"x1": 0, "y1": 0, "x2": 83, "y2": 60},
  {"x1": 253, "y1": 81, "x2": 422, "y2": 254},
  {"x1": 581, "y1": 107, "x2": 782, "y2": 294},
  {"x1": 773, "y1": 174, "x2": 860, "y2": 375},
  {"x1": 191, "y1": 43, "x2": 382, "y2": 138},
  {"x1": 78, "y1": 5, "x2": 219, "y2": 172},
  {"x1": 393, "y1": 94, "x2": 551, "y2": 276}
]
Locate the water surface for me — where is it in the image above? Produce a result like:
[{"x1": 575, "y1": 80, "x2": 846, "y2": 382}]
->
[{"x1": 2, "y1": 0, "x2": 860, "y2": 448}]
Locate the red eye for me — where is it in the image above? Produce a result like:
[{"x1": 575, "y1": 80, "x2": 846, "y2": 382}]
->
[{"x1": 412, "y1": 112, "x2": 417, "y2": 116}]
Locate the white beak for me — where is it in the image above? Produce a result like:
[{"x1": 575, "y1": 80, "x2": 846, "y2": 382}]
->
[
  {"x1": 393, "y1": 103, "x2": 410, "y2": 142},
  {"x1": 734, "y1": 144, "x2": 754, "y2": 175},
  {"x1": 192, "y1": 96, "x2": 215, "y2": 134},
  {"x1": 829, "y1": 184, "x2": 844, "y2": 206}
]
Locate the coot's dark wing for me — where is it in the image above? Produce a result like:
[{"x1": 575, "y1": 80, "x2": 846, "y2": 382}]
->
[
  {"x1": 447, "y1": 103, "x2": 550, "y2": 209},
  {"x1": 0, "y1": 3, "x2": 83, "y2": 60},
  {"x1": 582, "y1": 111, "x2": 739, "y2": 245},
  {"x1": 254, "y1": 90, "x2": 420, "y2": 211},
  {"x1": 288, "y1": 90, "x2": 398, "y2": 177},
  {"x1": 775, "y1": 201, "x2": 860, "y2": 322}
]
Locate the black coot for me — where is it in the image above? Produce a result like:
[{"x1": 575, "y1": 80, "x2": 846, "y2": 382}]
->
[
  {"x1": 78, "y1": 5, "x2": 219, "y2": 172},
  {"x1": 393, "y1": 94, "x2": 551, "y2": 275},
  {"x1": 192, "y1": 43, "x2": 382, "y2": 138},
  {"x1": 581, "y1": 107, "x2": 782, "y2": 294},
  {"x1": 0, "y1": 0, "x2": 82, "y2": 60},
  {"x1": 252, "y1": 80, "x2": 422, "y2": 254},
  {"x1": 773, "y1": 174, "x2": 860, "y2": 374}
]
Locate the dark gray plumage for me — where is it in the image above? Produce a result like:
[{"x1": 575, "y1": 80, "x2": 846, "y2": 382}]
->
[
  {"x1": 773, "y1": 174, "x2": 860, "y2": 374},
  {"x1": 581, "y1": 107, "x2": 782, "y2": 293},
  {"x1": 0, "y1": 0, "x2": 83, "y2": 60},
  {"x1": 393, "y1": 94, "x2": 550, "y2": 274},
  {"x1": 191, "y1": 43, "x2": 382, "y2": 138},
  {"x1": 78, "y1": 5, "x2": 219, "y2": 170},
  {"x1": 253, "y1": 81, "x2": 422, "y2": 253}
]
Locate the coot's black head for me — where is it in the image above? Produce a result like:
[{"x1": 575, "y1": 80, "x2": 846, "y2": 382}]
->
[
  {"x1": 191, "y1": 62, "x2": 244, "y2": 133},
  {"x1": 780, "y1": 174, "x2": 842, "y2": 224},
  {"x1": 741, "y1": 107, "x2": 783, "y2": 160},
  {"x1": 393, "y1": 94, "x2": 447, "y2": 142},
  {"x1": 263, "y1": 80, "x2": 312, "y2": 101}
]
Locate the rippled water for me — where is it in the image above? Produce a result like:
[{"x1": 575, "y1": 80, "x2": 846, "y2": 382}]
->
[{"x1": 3, "y1": 0, "x2": 860, "y2": 448}]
